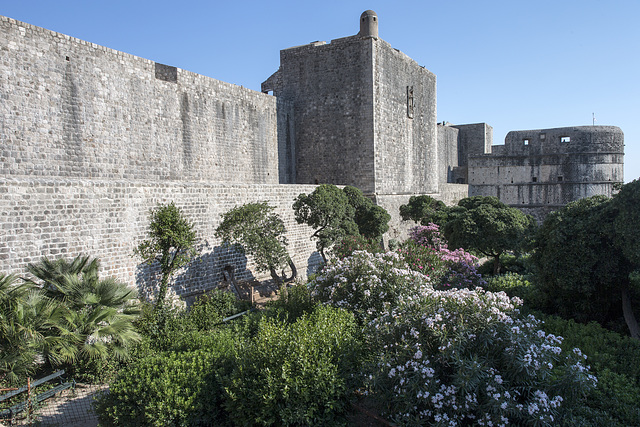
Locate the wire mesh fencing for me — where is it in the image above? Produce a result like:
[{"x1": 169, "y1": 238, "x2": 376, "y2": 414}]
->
[{"x1": 1, "y1": 383, "x2": 107, "y2": 426}]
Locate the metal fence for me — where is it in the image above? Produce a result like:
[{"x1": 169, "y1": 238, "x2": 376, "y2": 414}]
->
[{"x1": 1, "y1": 383, "x2": 107, "y2": 426}]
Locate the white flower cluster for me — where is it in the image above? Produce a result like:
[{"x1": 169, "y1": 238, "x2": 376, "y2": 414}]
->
[
  {"x1": 311, "y1": 250, "x2": 597, "y2": 425},
  {"x1": 369, "y1": 290, "x2": 596, "y2": 425},
  {"x1": 309, "y1": 250, "x2": 432, "y2": 324}
]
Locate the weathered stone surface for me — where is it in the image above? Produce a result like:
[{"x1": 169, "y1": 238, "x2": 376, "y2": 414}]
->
[
  {"x1": 466, "y1": 126, "x2": 624, "y2": 217},
  {"x1": 0, "y1": 10, "x2": 625, "y2": 297},
  {"x1": 0, "y1": 178, "x2": 322, "y2": 295}
]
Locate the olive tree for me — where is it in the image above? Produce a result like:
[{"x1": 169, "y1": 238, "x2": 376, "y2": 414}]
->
[
  {"x1": 215, "y1": 202, "x2": 296, "y2": 285},
  {"x1": 399, "y1": 195, "x2": 450, "y2": 227},
  {"x1": 134, "y1": 202, "x2": 196, "y2": 312},
  {"x1": 293, "y1": 185, "x2": 390, "y2": 262},
  {"x1": 343, "y1": 185, "x2": 390, "y2": 241},
  {"x1": 293, "y1": 185, "x2": 357, "y2": 263},
  {"x1": 534, "y1": 195, "x2": 640, "y2": 336}
]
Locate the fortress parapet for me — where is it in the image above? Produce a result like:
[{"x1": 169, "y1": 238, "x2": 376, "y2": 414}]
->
[{"x1": 466, "y1": 125, "x2": 624, "y2": 220}]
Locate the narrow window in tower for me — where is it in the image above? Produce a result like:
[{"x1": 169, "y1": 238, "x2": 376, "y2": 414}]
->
[
  {"x1": 532, "y1": 177, "x2": 537, "y2": 182},
  {"x1": 557, "y1": 176, "x2": 564, "y2": 182},
  {"x1": 523, "y1": 138, "x2": 529, "y2": 145},
  {"x1": 407, "y1": 86, "x2": 414, "y2": 119}
]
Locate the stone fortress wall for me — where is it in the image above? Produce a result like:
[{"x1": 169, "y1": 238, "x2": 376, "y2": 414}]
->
[
  {"x1": 262, "y1": 10, "x2": 455, "y2": 241},
  {"x1": 0, "y1": 11, "x2": 624, "y2": 296},
  {"x1": 459, "y1": 125, "x2": 624, "y2": 220},
  {"x1": 0, "y1": 15, "x2": 316, "y2": 295},
  {"x1": 0, "y1": 16, "x2": 282, "y2": 184}
]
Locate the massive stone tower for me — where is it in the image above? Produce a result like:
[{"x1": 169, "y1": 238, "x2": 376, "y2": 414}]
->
[
  {"x1": 466, "y1": 125, "x2": 624, "y2": 220},
  {"x1": 262, "y1": 10, "x2": 438, "y2": 198}
]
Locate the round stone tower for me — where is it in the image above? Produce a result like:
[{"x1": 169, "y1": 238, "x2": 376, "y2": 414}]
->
[{"x1": 359, "y1": 10, "x2": 378, "y2": 38}]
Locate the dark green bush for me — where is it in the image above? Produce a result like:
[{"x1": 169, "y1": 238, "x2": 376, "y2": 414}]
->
[
  {"x1": 538, "y1": 314, "x2": 640, "y2": 426},
  {"x1": 540, "y1": 314, "x2": 640, "y2": 381},
  {"x1": 265, "y1": 283, "x2": 316, "y2": 323},
  {"x1": 133, "y1": 290, "x2": 251, "y2": 354},
  {"x1": 224, "y1": 305, "x2": 361, "y2": 426},
  {"x1": 477, "y1": 252, "x2": 533, "y2": 276},
  {"x1": 95, "y1": 329, "x2": 239, "y2": 426},
  {"x1": 483, "y1": 272, "x2": 546, "y2": 309},
  {"x1": 133, "y1": 301, "x2": 191, "y2": 353},
  {"x1": 330, "y1": 234, "x2": 384, "y2": 260},
  {"x1": 187, "y1": 289, "x2": 251, "y2": 331}
]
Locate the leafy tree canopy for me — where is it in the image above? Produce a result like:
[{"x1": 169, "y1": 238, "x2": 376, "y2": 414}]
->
[
  {"x1": 134, "y1": 202, "x2": 196, "y2": 311},
  {"x1": 343, "y1": 186, "x2": 390, "y2": 240},
  {"x1": 399, "y1": 195, "x2": 449, "y2": 226},
  {"x1": 609, "y1": 179, "x2": 640, "y2": 266},
  {"x1": 533, "y1": 194, "x2": 639, "y2": 338},
  {"x1": 443, "y1": 196, "x2": 537, "y2": 274},
  {"x1": 215, "y1": 202, "x2": 295, "y2": 284},
  {"x1": 294, "y1": 185, "x2": 390, "y2": 262},
  {"x1": 293, "y1": 184, "x2": 357, "y2": 263}
]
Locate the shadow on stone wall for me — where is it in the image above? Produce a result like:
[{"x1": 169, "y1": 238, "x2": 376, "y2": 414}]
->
[
  {"x1": 306, "y1": 251, "x2": 323, "y2": 277},
  {"x1": 134, "y1": 241, "x2": 255, "y2": 305}
]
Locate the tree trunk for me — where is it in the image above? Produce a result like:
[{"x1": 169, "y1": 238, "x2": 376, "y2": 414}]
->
[
  {"x1": 320, "y1": 248, "x2": 327, "y2": 264},
  {"x1": 621, "y1": 286, "x2": 640, "y2": 340},
  {"x1": 269, "y1": 259, "x2": 297, "y2": 286},
  {"x1": 269, "y1": 267, "x2": 282, "y2": 287},
  {"x1": 493, "y1": 254, "x2": 501, "y2": 275},
  {"x1": 283, "y1": 258, "x2": 298, "y2": 283}
]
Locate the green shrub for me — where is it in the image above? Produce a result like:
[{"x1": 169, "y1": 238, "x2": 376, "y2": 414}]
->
[
  {"x1": 187, "y1": 289, "x2": 251, "y2": 331},
  {"x1": 265, "y1": 282, "x2": 316, "y2": 323},
  {"x1": 224, "y1": 305, "x2": 361, "y2": 426},
  {"x1": 539, "y1": 314, "x2": 640, "y2": 380},
  {"x1": 95, "y1": 329, "x2": 239, "y2": 426},
  {"x1": 134, "y1": 301, "x2": 191, "y2": 353},
  {"x1": 330, "y1": 234, "x2": 384, "y2": 260},
  {"x1": 478, "y1": 252, "x2": 533, "y2": 276},
  {"x1": 484, "y1": 272, "x2": 547, "y2": 309},
  {"x1": 537, "y1": 314, "x2": 640, "y2": 426}
]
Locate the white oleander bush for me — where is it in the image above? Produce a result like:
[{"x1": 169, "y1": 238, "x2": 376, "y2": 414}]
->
[{"x1": 311, "y1": 249, "x2": 597, "y2": 426}]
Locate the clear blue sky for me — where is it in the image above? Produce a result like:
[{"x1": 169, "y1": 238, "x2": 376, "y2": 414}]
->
[{"x1": 3, "y1": 0, "x2": 638, "y2": 182}]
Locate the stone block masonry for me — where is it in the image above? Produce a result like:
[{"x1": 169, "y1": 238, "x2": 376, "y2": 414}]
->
[
  {"x1": 1, "y1": 9, "x2": 625, "y2": 296},
  {"x1": 0, "y1": 178, "x2": 322, "y2": 297},
  {"x1": 0, "y1": 15, "x2": 281, "y2": 185}
]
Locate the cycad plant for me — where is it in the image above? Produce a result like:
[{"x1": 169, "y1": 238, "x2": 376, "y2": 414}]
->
[{"x1": 26, "y1": 255, "x2": 141, "y2": 366}]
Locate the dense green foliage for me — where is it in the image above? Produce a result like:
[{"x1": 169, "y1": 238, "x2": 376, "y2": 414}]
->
[
  {"x1": 134, "y1": 202, "x2": 197, "y2": 311},
  {"x1": 342, "y1": 186, "x2": 390, "y2": 240},
  {"x1": 0, "y1": 274, "x2": 62, "y2": 384},
  {"x1": 27, "y1": 256, "x2": 141, "y2": 364},
  {"x1": 225, "y1": 305, "x2": 360, "y2": 426},
  {"x1": 215, "y1": 202, "x2": 294, "y2": 284},
  {"x1": 443, "y1": 196, "x2": 537, "y2": 274},
  {"x1": 330, "y1": 234, "x2": 384, "y2": 260},
  {"x1": 293, "y1": 184, "x2": 390, "y2": 262},
  {"x1": 1, "y1": 256, "x2": 140, "y2": 387},
  {"x1": 293, "y1": 184, "x2": 356, "y2": 262},
  {"x1": 534, "y1": 195, "x2": 638, "y2": 334},
  {"x1": 96, "y1": 294, "x2": 359, "y2": 426},
  {"x1": 399, "y1": 194, "x2": 449, "y2": 226},
  {"x1": 609, "y1": 179, "x2": 640, "y2": 266},
  {"x1": 95, "y1": 341, "x2": 237, "y2": 426}
]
